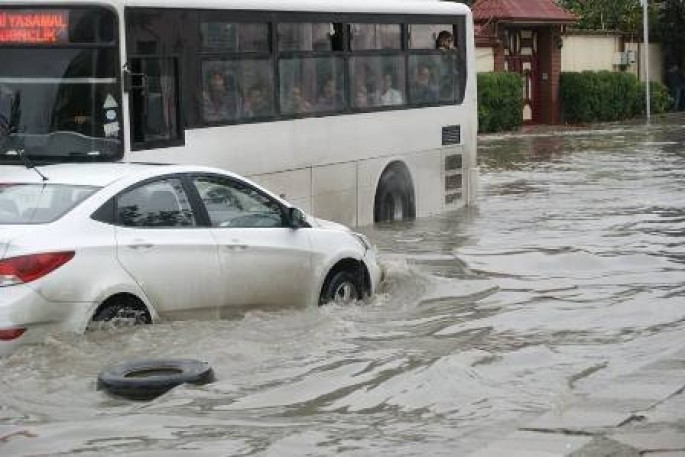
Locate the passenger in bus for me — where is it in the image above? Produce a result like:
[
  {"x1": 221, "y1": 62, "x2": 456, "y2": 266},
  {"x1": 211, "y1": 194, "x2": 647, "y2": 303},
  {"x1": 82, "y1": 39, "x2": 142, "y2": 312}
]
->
[
  {"x1": 377, "y1": 73, "x2": 403, "y2": 106},
  {"x1": 202, "y1": 69, "x2": 239, "y2": 122},
  {"x1": 283, "y1": 86, "x2": 312, "y2": 114},
  {"x1": 242, "y1": 84, "x2": 272, "y2": 118},
  {"x1": 316, "y1": 77, "x2": 343, "y2": 111},
  {"x1": 436, "y1": 30, "x2": 453, "y2": 50},
  {"x1": 354, "y1": 82, "x2": 370, "y2": 108},
  {"x1": 412, "y1": 65, "x2": 439, "y2": 103}
]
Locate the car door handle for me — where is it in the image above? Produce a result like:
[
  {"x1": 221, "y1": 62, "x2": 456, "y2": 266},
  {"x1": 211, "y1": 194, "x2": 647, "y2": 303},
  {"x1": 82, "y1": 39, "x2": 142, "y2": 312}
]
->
[
  {"x1": 129, "y1": 242, "x2": 154, "y2": 250},
  {"x1": 223, "y1": 244, "x2": 248, "y2": 250}
]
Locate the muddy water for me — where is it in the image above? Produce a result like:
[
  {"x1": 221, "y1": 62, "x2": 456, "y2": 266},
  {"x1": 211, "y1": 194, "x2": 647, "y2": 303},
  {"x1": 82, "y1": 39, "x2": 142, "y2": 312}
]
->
[{"x1": 2, "y1": 116, "x2": 685, "y2": 456}]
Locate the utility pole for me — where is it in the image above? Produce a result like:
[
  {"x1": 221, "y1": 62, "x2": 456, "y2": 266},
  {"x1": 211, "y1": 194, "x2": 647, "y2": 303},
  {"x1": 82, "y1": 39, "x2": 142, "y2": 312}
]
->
[{"x1": 642, "y1": 0, "x2": 651, "y2": 122}]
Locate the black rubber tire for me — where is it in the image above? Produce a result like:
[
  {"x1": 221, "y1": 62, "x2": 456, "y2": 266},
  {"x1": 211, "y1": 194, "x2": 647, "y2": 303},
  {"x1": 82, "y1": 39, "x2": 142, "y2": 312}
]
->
[
  {"x1": 97, "y1": 358, "x2": 215, "y2": 401},
  {"x1": 320, "y1": 270, "x2": 362, "y2": 306},
  {"x1": 92, "y1": 297, "x2": 152, "y2": 327},
  {"x1": 374, "y1": 169, "x2": 415, "y2": 222}
]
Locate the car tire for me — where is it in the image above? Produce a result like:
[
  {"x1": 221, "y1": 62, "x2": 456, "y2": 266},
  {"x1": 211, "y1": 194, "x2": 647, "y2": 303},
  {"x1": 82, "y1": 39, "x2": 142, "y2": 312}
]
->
[
  {"x1": 91, "y1": 296, "x2": 151, "y2": 330},
  {"x1": 320, "y1": 270, "x2": 362, "y2": 306},
  {"x1": 97, "y1": 358, "x2": 215, "y2": 401}
]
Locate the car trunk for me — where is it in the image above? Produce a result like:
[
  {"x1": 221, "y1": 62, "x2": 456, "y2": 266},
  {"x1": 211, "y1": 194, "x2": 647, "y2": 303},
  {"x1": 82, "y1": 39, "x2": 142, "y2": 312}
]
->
[{"x1": 0, "y1": 225, "x2": 32, "y2": 259}]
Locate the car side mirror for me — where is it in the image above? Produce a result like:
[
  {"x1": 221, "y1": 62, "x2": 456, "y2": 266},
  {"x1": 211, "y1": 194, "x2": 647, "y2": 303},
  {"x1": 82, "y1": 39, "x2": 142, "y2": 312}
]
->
[{"x1": 287, "y1": 207, "x2": 308, "y2": 229}]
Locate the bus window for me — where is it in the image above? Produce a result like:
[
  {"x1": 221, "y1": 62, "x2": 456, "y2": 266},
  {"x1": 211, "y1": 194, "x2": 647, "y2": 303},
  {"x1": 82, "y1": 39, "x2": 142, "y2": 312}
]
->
[
  {"x1": 408, "y1": 24, "x2": 459, "y2": 105},
  {"x1": 200, "y1": 22, "x2": 269, "y2": 52},
  {"x1": 200, "y1": 62, "x2": 240, "y2": 123},
  {"x1": 349, "y1": 24, "x2": 401, "y2": 50},
  {"x1": 349, "y1": 56, "x2": 405, "y2": 109},
  {"x1": 129, "y1": 57, "x2": 182, "y2": 147},
  {"x1": 277, "y1": 23, "x2": 342, "y2": 52},
  {"x1": 408, "y1": 24, "x2": 453, "y2": 50},
  {"x1": 279, "y1": 56, "x2": 344, "y2": 114},
  {"x1": 239, "y1": 60, "x2": 274, "y2": 120}
]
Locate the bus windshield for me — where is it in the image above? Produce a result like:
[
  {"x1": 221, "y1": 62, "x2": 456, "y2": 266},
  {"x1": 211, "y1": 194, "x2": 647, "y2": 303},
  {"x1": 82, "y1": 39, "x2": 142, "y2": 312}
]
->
[{"x1": 0, "y1": 7, "x2": 122, "y2": 163}]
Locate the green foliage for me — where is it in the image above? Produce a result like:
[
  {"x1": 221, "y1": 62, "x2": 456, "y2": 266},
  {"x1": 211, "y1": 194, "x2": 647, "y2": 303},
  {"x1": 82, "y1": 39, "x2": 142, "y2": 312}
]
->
[
  {"x1": 477, "y1": 72, "x2": 523, "y2": 133},
  {"x1": 560, "y1": 71, "x2": 669, "y2": 123},
  {"x1": 659, "y1": 0, "x2": 685, "y2": 67},
  {"x1": 639, "y1": 80, "x2": 672, "y2": 114},
  {"x1": 557, "y1": 0, "x2": 644, "y2": 34}
]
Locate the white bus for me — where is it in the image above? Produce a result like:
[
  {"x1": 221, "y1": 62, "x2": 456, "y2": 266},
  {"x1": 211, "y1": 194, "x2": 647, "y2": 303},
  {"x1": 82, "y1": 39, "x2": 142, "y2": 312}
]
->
[{"x1": 0, "y1": 0, "x2": 477, "y2": 226}]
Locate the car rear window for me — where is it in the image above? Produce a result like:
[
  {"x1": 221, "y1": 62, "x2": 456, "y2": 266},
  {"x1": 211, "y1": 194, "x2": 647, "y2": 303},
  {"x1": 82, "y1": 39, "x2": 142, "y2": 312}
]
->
[{"x1": 0, "y1": 183, "x2": 100, "y2": 224}]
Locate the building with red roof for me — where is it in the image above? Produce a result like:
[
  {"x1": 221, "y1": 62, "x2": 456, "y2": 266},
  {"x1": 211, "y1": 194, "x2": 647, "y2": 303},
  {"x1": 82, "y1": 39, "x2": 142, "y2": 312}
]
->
[{"x1": 472, "y1": 0, "x2": 578, "y2": 124}]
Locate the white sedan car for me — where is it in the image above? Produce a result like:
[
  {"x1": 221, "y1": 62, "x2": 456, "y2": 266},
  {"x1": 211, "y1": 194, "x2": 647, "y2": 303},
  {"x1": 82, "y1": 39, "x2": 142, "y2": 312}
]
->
[{"x1": 0, "y1": 163, "x2": 382, "y2": 356}]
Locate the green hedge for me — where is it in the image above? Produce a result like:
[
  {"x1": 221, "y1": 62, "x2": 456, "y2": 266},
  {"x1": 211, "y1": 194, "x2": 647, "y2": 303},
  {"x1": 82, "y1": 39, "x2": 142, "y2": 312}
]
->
[
  {"x1": 560, "y1": 71, "x2": 671, "y2": 123},
  {"x1": 477, "y1": 72, "x2": 523, "y2": 133},
  {"x1": 639, "y1": 80, "x2": 671, "y2": 114}
]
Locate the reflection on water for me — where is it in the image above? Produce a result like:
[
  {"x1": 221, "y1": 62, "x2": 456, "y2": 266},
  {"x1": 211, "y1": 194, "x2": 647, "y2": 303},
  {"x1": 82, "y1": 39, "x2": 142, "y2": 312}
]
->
[{"x1": 2, "y1": 115, "x2": 685, "y2": 456}]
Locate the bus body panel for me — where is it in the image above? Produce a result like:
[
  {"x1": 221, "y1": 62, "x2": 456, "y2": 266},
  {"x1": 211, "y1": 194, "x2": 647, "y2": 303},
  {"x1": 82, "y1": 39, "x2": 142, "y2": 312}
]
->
[{"x1": 1, "y1": 0, "x2": 477, "y2": 226}]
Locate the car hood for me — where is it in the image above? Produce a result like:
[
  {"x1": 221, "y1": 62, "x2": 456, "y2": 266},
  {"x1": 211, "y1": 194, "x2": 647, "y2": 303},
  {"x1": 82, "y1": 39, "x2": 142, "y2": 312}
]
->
[
  {"x1": 0, "y1": 225, "x2": 32, "y2": 259},
  {"x1": 310, "y1": 217, "x2": 351, "y2": 232}
]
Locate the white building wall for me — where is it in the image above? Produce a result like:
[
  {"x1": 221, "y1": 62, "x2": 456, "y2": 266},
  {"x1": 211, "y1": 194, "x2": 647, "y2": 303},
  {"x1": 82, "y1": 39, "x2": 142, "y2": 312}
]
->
[
  {"x1": 561, "y1": 35, "x2": 620, "y2": 72},
  {"x1": 475, "y1": 47, "x2": 495, "y2": 72}
]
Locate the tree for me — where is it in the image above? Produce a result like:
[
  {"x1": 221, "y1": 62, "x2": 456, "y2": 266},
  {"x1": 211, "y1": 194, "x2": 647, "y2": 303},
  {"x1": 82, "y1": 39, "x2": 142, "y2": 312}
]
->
[
  {"x1": 557, "y1": 0, "x2": 642, "y2": 34},
  {"x1": 658, "y1": 0, "x2": 685, "y2": 67}
]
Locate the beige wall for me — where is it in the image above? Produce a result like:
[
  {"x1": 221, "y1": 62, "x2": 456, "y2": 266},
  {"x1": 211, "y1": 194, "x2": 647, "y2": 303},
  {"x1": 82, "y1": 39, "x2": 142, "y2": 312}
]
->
[
  {"x1": 475, "y1": 47, "x2": 495, "y2": 73},
  {"x1": 475, "y1": 32, "x2": 664, "y2": 84},
  {"x1": 630, "y1": 42, "x2": 664, "y2": 83},
  {"x1": 561, "y1": 35, "x2": 620, "y2": 72}
]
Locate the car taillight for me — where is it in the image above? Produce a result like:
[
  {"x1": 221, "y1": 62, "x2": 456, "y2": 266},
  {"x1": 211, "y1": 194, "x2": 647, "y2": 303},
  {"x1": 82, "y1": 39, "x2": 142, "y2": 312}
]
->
[
  {"x1": 0, "y1": 328, "x2": 26, "y2": 341},
  {"x1": 0, "y1": 251, "x2": 75, "y2": 287}
]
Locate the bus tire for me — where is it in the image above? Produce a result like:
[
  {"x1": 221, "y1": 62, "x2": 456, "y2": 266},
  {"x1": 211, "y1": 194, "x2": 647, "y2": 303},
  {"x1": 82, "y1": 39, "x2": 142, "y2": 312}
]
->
[
  {"x1": 374, "y1": 167, "x2": 415, "y2": 222},
  {"x1": 97, "y1": 359, "x2": 215, "y2": 401}
]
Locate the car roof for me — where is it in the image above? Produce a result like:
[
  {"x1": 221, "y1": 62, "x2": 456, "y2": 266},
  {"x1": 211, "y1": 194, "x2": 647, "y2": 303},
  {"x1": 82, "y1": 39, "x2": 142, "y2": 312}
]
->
[{"x1": 0, "y1": 162, "x2": 235, "y2": 187}]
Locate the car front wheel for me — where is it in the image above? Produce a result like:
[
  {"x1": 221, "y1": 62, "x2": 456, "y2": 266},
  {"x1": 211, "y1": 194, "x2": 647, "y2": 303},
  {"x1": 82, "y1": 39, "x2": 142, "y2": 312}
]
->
[{"x1": 320, "y1": 270, "x2": 362, "y2": 306}]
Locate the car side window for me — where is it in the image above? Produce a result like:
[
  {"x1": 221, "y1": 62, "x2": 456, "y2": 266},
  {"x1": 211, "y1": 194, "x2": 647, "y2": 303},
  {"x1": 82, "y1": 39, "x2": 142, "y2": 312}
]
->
[
  {"x1": 117, "y1": 178, "x2": 196, "y2": 228},
  {"x1": 192, "y1": 176, "x2": 285, "y2": 228}
]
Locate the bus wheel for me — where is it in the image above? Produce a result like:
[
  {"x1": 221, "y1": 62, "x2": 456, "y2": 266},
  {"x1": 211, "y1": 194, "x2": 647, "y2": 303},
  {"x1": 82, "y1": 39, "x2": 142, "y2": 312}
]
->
[{"x1": 374, "y1": 166, "x2": 415, "y2": 222}]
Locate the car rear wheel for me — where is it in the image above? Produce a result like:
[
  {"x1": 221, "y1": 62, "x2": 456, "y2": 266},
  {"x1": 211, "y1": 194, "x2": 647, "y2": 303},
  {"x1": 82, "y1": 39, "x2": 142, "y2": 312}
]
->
[
  {"x1": 320, "y1": 270, "x2": 362, "y2": 306},
  {"x1": 89, "y1": 296, "x2": 151, "y2": 331}
]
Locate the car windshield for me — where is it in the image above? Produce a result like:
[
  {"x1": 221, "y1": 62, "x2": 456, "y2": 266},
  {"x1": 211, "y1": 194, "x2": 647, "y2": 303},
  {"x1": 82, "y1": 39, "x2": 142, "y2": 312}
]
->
[
  {"x1": 0, "y1": 183, "x2": 100, "y2": 224},
  {"x1": 0, "y1": 7, "x2": 123, "y2": 163}
]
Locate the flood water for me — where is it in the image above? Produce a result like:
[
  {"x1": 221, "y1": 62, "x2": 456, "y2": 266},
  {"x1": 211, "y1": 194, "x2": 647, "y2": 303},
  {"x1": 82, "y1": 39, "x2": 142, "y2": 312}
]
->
[{"x1": 2, "y1": 115, "x2": 685, "y2": 456}]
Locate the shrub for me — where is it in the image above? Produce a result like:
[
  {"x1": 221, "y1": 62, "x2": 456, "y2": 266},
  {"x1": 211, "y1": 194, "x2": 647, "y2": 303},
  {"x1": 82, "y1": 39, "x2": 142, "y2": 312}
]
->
[
  {"x1": 559, "y1": 71, "x2": 669, "y2": 123},
  {"x1": 477, "y1": 72, "x2": 523, "y2": 133},
  {"x1": 637, "y1": 80, "x2": 671, "y2": 114}
]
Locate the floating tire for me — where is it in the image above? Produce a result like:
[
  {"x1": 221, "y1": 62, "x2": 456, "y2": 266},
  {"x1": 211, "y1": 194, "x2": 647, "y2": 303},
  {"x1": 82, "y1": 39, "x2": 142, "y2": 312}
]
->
[{"x1": 97, "y1": 358, "x2": 215, "y2": 401}]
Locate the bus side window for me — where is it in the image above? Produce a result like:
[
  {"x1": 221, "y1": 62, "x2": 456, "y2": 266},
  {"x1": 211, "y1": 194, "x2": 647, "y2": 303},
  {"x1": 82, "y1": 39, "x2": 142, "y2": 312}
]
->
[
  {"x1": 129, "y1": 57, "x2": 183, "y2": 149},
  {"x1": 407, "y1": 24, "x2": 458, "y2": 105}
]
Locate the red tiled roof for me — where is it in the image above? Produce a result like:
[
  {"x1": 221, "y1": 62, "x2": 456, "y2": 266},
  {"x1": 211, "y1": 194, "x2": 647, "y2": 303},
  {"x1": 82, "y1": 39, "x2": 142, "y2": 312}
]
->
[{"x1": 472, "y1": 0, "x2": 577, "y2": 24}]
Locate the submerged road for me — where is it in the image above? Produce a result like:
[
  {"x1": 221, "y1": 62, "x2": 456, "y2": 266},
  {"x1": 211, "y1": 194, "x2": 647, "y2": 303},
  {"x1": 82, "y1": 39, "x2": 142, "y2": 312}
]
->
[{"x1": 1, "y1": 114, "x2": 685, "y2": 456}]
